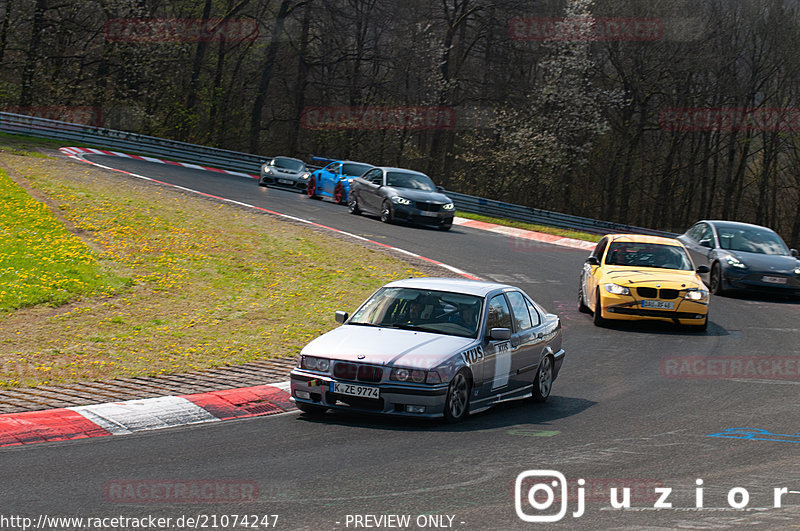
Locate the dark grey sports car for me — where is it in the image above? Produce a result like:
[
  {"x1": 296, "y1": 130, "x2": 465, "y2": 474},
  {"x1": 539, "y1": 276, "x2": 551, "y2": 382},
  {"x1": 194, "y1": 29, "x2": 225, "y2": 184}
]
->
[
  {"x1": 290, "y1": 277, "x2": 565, "y2": 422},
  {"x1": 348, "y1": 167, "x2": 455, "y2": 230},
  {"x1": 678, "y1": 220, "x2": 800, "y2": 296},
  {"x1": 258, "y1": 156, "x2": 311, "y2": 190}
]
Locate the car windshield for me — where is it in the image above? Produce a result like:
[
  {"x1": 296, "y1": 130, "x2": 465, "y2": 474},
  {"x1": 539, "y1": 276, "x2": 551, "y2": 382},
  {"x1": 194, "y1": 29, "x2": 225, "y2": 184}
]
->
[
  {"x1": 348, "y1": 287, "x2": 483, "y2": 338},
  {"x1": 271, "y1": 158, "x2": 305, "y2": 171},
  {"x1": 717, "y1": 227, "x2": 790, "y2": 255},
  {"x1": 605, "y1": 242, "x2": 693, "y2": 270},
  {"x1": 342, "y1": 163, "x2": 372, "y2": 177},
  {"x1": 385, "y1": 171, "x2": 437, "y2": 191}
]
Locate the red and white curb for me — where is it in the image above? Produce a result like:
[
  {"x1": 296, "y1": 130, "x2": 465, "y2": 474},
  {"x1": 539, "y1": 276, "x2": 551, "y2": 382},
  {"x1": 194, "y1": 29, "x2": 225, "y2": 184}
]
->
[
  {"x1": 59, "y1": 146, "x2": 258, "y2": 179},
  {"x1": 0, "y1": 382, "x2": 293, "y2": 447},
  {"x1": 452, "y1": 218, "x2": 596, "y2": 251},
  {"x1": 58, "y1": 147, "x2": 482, "y2": 280}
]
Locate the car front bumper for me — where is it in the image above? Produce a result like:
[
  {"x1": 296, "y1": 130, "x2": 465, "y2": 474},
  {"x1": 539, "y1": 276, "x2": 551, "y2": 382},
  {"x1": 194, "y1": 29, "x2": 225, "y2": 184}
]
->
[
  {"x1": 259, "y1": 173, "x2": 308, "y2": 190},
  {"x1": 290, "y1": 370, "x2": 450, "y2": 418},
  {"x1": 391, "y1": 204, "x2": 454, "y2": 227},
  {"x1": 721, "y1": 268, "x2": 800, "y2": 294},
  {"x1": 600, "y1": 293, "x2": 708, "y2": 324}
]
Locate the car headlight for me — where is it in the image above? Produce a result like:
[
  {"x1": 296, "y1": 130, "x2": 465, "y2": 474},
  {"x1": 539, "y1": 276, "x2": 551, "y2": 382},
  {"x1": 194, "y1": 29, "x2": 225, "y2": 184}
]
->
[
  {"x1": 263, "y1": 167, "x2": 272, "y2": 174},
  {"x1": 726, "y1": 256, "x2": 747, "y2": 269},
  {"x1": 603, "y1": 283, "x2": 631, "y2": 295},
  {"x1": 442, "y1": 203, "x2": 455, "y2": 211},
  {"x1": 301, "y1": 356, "x2": 330, "y2": 373},
  {"x1": 392, "y1": 196, "x2": 412, "y2": 205},
  {"x1": 794, "y1": 266, "x2": 800, "y2": 275},
  {"x1": 301, "y1": 172, "x2": 310, "y2": 180},
  {"x1": 684, "y1": 289, "x2": 708, "y2": 301},
  {"x1": 390, "y1": 368, "x2": 440, "y2": 384}
]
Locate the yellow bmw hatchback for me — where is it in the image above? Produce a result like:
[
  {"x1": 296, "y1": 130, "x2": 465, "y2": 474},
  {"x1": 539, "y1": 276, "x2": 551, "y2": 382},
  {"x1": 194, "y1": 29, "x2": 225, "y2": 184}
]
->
[{"x1": 579, "y1": 234, "x2": 710, "y2": 330}]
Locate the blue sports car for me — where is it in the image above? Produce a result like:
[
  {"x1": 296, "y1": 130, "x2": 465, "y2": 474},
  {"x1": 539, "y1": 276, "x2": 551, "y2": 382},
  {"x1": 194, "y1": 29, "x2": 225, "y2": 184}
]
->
[{"x1": 307, "y1": 160, "x2": 375, "y2": 204}]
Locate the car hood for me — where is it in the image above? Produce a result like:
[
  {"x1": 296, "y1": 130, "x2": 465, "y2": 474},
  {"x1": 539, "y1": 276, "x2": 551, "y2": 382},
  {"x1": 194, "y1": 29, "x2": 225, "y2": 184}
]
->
[
  {"x1": 601, "y1": 266, "x2": 704, "y2": 289},
  {"x1": 300, "y1": 325, "x2": 476, "y2": 370},
  {"x1": 389, "y1": 188, "x2": 452, "y2": 204},
  {"x1": 721, "y1": 251, "x2": 799, "y2": 273}
]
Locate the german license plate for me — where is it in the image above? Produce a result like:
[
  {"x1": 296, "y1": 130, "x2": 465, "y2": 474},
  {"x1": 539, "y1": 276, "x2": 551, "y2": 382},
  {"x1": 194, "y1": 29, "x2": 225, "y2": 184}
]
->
[
  {"x1": 762, "y1": 276, "x2": 787, "y2": 284},
  {"x1": 641, "y1": 300, "x2": 674, "y2": 309},
  {"x1": 330, "y1": 381, "x2": 380, "y2": 399},
  {"x1": 277, "y1": 178, "x2": 293, "y2": 185},
  {"x1": 419, "y1": 210, "x2": 437, "y2": 217}
]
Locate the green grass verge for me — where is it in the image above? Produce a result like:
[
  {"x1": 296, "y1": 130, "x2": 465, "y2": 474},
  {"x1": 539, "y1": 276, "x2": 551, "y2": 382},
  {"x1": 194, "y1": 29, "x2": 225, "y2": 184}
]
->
[
  {"x1": 0, "y1": 146, "x2": 423, "y2": 388},
  {"x1": 0, "y1": 168, "x2": 131, "y2": 311},
  {"x1": 455, "y1": 211, "x2": 601, "y2": 242}
]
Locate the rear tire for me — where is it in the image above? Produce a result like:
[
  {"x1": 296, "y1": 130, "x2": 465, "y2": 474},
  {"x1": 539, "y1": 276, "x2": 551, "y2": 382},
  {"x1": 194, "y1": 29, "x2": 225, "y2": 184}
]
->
[{"x1": 531, "y1": 355, "x2": 553, "y2": 402}]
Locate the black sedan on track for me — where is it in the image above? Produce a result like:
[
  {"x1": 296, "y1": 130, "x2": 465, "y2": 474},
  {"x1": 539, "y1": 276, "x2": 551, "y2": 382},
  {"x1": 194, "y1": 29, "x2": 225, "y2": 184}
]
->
[
  {"x1": 348, "y1": 167, "x2": 455, "y2": 230},
  {"x1": 678, "y1": 220, "x2": 800, "y2": 296}
]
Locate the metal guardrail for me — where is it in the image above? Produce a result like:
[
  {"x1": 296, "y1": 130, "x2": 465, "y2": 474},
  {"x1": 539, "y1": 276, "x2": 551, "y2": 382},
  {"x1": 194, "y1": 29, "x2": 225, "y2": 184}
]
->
[
  {"x1": 1, "y1": 111, "x2": 674, "y2": 238},
  {"x1": 446, "y1": 191, "x2": 676, "y2": 237},
  {"x1": 0, "y1": 111, "x2": 266, "y2": 174}
]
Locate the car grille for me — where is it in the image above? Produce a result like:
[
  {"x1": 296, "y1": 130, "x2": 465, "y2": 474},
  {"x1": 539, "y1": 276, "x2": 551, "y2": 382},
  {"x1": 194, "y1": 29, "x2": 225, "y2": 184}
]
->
[
  {"x1": 636, "y1": 287, "x2": 680, "y2": 299},
  {"x1": 417, "y1": 202, "x2": 442, "y2": 212},
  {"x1": 333, "y1": 362, "x2": 383, "y2": 383}
]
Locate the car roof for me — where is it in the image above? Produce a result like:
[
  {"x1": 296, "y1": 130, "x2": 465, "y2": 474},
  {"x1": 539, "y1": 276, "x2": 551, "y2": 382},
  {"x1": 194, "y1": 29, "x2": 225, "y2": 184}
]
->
[
  {"x1": 606, "y1": 234, "x2": 683, "y2": 247},
  {"x1": 378, "y1": 166, "x2": 429, "y2": 176},
  {"x1": 384, "y1": 277, "x2": 516, "y2": 297},
  {"x1": 699, "y1": 220, "x2": 779, "y2": 233},
  {"x1": 272, "y1": 156, "x2": 304, "y2": 162}
]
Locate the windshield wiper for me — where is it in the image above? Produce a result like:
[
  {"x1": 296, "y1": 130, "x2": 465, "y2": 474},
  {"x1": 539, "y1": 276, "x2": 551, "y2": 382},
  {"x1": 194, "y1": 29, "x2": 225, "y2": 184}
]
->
[
  {"x1": 347, "y1": 322, "x2": 382, "y2": 327},
  {"x1": 389, "y1": 323, "x2": 439, "y2": 333}
]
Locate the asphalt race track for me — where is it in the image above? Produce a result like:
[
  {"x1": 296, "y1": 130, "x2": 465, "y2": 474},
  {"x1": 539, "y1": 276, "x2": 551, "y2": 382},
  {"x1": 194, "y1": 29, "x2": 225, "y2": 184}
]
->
[{"x1": 3, "y1": 153, "x2": 799, "y2": 530}]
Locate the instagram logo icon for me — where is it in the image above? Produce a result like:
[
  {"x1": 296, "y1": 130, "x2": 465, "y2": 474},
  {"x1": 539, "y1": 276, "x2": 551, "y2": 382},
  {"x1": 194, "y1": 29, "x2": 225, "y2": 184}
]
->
[{"x1": 515, "y1": 470, "x2": 580, "y2": 522}]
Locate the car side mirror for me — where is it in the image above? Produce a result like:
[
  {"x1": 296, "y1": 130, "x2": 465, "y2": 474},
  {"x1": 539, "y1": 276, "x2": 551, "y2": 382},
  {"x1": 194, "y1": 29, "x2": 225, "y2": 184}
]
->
[
  {"x1": 699, "y1": 239, "x2": 713, "y2": 248},
  {"x1": 488, "y1": 327, "x2": 511, "y2": 341},
  {"x1": 335, "y1": 311, "x2": 348, "y2": 324},
  {"x1": 696, "y1": 265, "x2": 710, "y2": 274},
  {"x1": 586, "y1": 256, "x2": 600, "y2": 266},
  {"x1": 792, "y1": 248, "x2": 799, "y2": 257}
]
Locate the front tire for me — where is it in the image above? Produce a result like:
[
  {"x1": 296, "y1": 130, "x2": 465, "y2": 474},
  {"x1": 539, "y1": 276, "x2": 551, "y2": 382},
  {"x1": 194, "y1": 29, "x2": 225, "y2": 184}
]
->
[
  {"x1": 593, "y1": 289, "x2": 607, "y2": 327},
  {"x1": 348, "y1": 196, "x2": 361, "y2": 215},
  {"x1": 578, "y1": 281, "x2": 591, "y2": 313},
  {"x1": 334, "y1": 182, "x2": 346, "y2": 204},
  {"x1": 443, "y1": 369, "x2": 470, "y2": 423},
  {"x1": 710, "y1": 263, "x2": 725, "y2": 295},
  {"x1": 307, "y1": 176, "x2": 320, "y2": 199},
  {"x1": 531, "y1": 355, "x2": 553, "y2": 402},
  {"x1": 380, "y1": 201, "x2": 394, "y2": 224}
]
